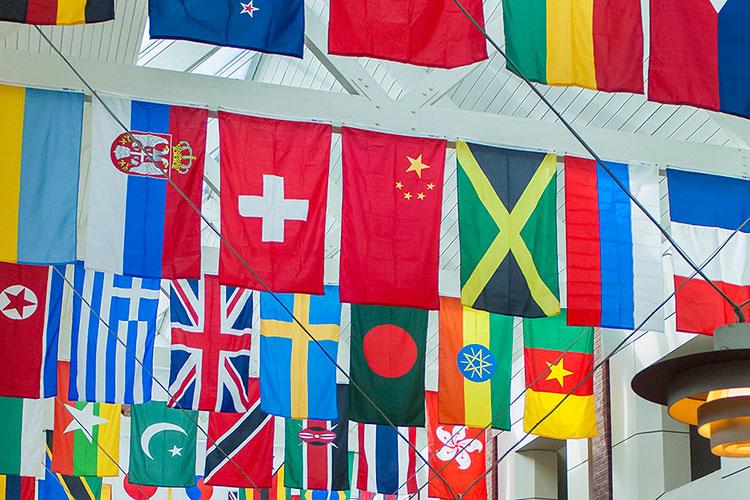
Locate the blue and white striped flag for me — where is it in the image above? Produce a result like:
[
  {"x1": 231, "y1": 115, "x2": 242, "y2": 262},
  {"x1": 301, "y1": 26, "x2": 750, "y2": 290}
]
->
[{"x1": 68, "y1": 262, "x2": 161, "y2": 404}]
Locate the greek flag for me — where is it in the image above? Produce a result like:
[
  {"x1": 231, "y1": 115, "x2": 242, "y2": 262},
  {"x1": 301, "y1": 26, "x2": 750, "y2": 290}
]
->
[{"x1": 68, "y1": 263, "x2": 161, "y2": 404}]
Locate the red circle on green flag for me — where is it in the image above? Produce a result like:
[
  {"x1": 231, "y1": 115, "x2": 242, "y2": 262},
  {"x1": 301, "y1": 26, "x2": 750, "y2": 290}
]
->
[
  {"x1": 363, "y1": 324, "x2": 417, "y2": 378},
  {"x1": 124, "y1": 474, "x2": 157, "y2": 499}
]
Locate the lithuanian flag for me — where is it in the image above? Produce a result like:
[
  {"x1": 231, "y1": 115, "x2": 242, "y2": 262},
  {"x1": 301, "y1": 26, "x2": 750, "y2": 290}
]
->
[
  {"x1": 502, "y1": 0, "x2": 644, "y2": 93},
  {"x1": 0, "y1": 0, "x2": 114, "y2": 25},
  {"x1": 438, "y1": 297, "x2": 513, "y2": 430},
  {"x1": 523, "y1": 311, "x2": 597, "y2": 439}
]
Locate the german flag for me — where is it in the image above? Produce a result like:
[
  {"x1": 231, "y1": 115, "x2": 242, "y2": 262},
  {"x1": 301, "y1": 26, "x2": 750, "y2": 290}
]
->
[
  {"x1": 0, "y1": 0, "x2": 114, "y2": 25},
  {"x1": 522, "y1": 311, "x2": 597, "y2": 439}
]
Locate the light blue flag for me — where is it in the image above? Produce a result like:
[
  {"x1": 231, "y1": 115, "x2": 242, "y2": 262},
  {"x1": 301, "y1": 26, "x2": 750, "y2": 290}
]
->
[{"x1": 259, "y1": 285, "x2": 341, "y2": 420}]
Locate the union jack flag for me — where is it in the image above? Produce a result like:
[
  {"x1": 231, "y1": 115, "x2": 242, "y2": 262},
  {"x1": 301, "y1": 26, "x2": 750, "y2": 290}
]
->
[{"x1": 168, "y1": 275, "x2": 254, "y2": 412}]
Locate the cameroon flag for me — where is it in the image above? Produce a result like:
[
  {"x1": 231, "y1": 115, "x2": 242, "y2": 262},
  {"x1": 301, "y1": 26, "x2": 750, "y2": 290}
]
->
[
  {"x1": 522, "y1": 311, "x2": 597, "y2": 439},
  {"x1": 457, "y1": 141, "x2": 560, "y2": 318},
  {"x1": 437, "y1": 297, "x2": 513, "y2": 430},
  {"x1": 502, "y1": 0, "x2": 643, "y2": 93},
  {"x1": 0, "y1": 0, "x2": 114, "y2": 25}
]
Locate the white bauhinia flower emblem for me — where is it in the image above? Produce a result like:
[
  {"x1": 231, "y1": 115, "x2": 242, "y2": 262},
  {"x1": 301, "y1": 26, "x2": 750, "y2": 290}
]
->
[{"x1": 435, "y1": 425, "x2": 483, "y2": 470}]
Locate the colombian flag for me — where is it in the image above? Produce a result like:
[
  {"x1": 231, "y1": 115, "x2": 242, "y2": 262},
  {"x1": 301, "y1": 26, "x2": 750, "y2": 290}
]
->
[
  {"x1": 502, "y1": 0, "x2": 643, "y2": 93},
  {"x1": 0, "y1": 475, "x2": 35, "y2": 500},
  {"x1": 649, "y1": 0, "x2": 750, "y2": 119},
  {"x1": 0, "y1": 0, "x2": 114, "y2": 25},
  {"x1": 437, "y1": 297, "x2": 513, "y2": 430},
  {"x1": 0, "y1": 85, "x2": 83, "y2": 266},
  {"x1": 523, "y1": 311, "x2": 597, "y2": 439}
]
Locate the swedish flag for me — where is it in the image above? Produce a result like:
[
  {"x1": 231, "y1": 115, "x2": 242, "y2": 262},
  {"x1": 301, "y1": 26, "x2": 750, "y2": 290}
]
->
[{"x1": 457, "y1": 141, "x2": 560, "y2": 318}]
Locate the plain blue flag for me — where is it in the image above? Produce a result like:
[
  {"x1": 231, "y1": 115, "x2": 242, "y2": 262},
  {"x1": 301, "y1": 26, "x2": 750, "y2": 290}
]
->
[{"x1": 149, "y1": 0, "x2": 303, "y2": 57}]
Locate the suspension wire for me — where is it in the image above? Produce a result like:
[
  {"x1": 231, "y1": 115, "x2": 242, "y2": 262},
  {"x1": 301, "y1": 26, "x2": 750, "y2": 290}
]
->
[
  {"x1": 34, "y1": 26, "x2": 457, "y2": 498},
  {"x1": 448, "y1": 0, "x2": 745, "y2": 323},
  {"x1": 51, "y1": 396, "x2": 152, "y2": 498},
  {"x1": 458, "y1": 215, "x2": 750, "y2": 497}
]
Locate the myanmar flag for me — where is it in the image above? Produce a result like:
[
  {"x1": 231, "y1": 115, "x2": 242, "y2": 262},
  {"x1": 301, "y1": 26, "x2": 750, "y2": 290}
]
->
[
  {"x1": 457, "y1": 141, "x2": 560, "y2": 318},
  {"x1": 522, "y1": 311, "x2": 596, "y2": 439},
  {"x1": 349, "y1": 305, "x2": 427, "y2": 426},
  {"x1": 438, "y1": 297, "x2": 513, "y2": 430},
  {"x1": 52, "y1": 363, "x2": 120, "y2": 477},
  {"x1": 502, "y1": 0, "x2": 643, "y2": 93},
  {"x1": 0, "y1": 0, "x2": 114, "y2": 25}
]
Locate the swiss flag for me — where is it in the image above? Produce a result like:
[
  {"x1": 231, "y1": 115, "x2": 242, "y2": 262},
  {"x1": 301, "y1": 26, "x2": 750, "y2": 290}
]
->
[
  {"x1": 218, "y1": 113, "x2": 332, "y2": 294},
  {"x1": 0, "y1": 262, "x2": 61, "y2": 398}
]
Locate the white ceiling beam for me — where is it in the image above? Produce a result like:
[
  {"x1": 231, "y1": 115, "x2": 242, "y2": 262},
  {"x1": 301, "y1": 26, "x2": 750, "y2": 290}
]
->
[
  {"x1": 303, "y1": 5, "x2": 391, "y2": 103},
  {"x1": 0, "y1": 48, "x2": 748, "y2": 178},
  {"x1": 398, "y1": 61, "x2": 485, "y2": 108},
  {"x1": 0, "y1": 21, "x2": 19, "y2": 41}
]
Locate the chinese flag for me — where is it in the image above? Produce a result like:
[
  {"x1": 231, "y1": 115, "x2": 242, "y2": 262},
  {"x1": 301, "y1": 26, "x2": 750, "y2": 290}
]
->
[
  {"x1": 219, "y1": 113, "x2": 332, "y2": 294},
  {"x1": 427, "y1": 391, "x2": 487, "y2": 500},
  {"x1": 339, "y1": 128, "x2": 446, "y2": 310},
  {"x1": 328, "y1": 0, "x2": 488, "y2": 68}
]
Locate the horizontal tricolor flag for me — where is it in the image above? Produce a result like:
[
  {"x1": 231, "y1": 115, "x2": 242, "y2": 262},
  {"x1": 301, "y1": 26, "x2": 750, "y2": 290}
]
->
[
  {"x1": 85, "y1": 96, "x2": 206, "y2": 279},
  {"x1": 564, "y1": 157, "x2": 664, "y2": 331},
  {"x1": 0, "y1": 0, "x2": 114, "y2": 25},
  {"x1": 503, "y1": 0, "x2": 643, "y2": 93},
  {"x1": 650, "y1": 0, "x2": 750, "y2": 119},
  {"x1": 667, "y1": 169, "x2": 750, "y2": 334},
  {"x1": 0, "y1": 85, "x2": 82, "y2": 265}
]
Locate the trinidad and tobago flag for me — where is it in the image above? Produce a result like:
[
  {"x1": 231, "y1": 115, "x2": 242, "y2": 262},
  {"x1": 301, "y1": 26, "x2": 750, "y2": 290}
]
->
[{"x1": 283, "y1": 385, "x2": 349, "y2": 491}]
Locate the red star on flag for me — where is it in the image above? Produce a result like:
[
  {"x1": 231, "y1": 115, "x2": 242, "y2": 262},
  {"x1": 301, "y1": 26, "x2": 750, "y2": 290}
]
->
[
  {"x1": 240, "y1": 0, "x2": 260, "y2": 17},
  {"x1": 2, "y1": 287, "x2": 36, "y2": 318}
]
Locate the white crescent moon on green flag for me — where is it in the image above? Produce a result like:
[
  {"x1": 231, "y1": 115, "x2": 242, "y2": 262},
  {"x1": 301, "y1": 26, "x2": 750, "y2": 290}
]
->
[{"x1": 141, "y1": 422, "x2": 187, "y2": 460}]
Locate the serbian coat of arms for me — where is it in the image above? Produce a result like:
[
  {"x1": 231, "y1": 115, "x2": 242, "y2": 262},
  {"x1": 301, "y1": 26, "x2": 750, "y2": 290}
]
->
[{"x1": 110, "y1": 131, "x2": 196, "y2": 177}]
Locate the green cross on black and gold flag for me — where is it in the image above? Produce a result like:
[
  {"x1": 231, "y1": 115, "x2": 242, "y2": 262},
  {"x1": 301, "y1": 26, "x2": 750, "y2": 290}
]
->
[{"x1": 457, "y1": 141, "x2": 560, "y2": 318}]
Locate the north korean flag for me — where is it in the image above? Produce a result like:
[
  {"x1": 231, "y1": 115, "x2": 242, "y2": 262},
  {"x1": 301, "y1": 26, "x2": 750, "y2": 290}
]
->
[{"x1": 218, "y1": 112, "x2": 332, "y2": 294}]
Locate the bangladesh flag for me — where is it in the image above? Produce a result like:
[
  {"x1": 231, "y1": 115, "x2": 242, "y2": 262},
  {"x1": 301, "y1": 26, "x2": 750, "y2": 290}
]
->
[
  {"x1": 437, "y1": 297, "x2": 513, "y2": 429},
  {"x1": 523, "y1": 311, "x2": 597, "y2": 439},
  {"x1": 349, "y1": 305, "x2": 427, "y2": 426},
  {"x1": 129, "y1": 401, "x2": 197, "y2": 487},
  {"x1": 457, "y1": 141, "x2": 560, "y2": 318}
]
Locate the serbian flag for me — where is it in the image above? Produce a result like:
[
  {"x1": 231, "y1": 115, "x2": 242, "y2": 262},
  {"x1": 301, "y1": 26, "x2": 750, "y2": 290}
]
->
[
  {"x1": 340, "y1": 128, "x2": 446, "y2": 310},
  {"x1": 426, "y1": 392, "x2": 486, "y2": 500},
  {"x1": 328, "y1": 0, "x2": 487, "y2": 69},
  {"x1": 564, "y1": 157, "x2": 664, "y2": 331},
  {"x1": 219, "y1": 113, "x2": 332, "y2": 294},
  {"x1": 649, "y1": 0, "x2": 750, "y2": 118},
  {"x1": 84, "y1": 96, "x2": 206, "y2": 279},
  {"x1": 0, "y1": 0, "x2": 114, "y2": 25},
  {"x1": 667, "y1": 169, "x2": 750, "y2": 335}
]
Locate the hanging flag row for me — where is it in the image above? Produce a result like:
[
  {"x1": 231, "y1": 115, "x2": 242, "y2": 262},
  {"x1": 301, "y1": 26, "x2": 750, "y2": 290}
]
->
[{"x1": 2, "y1": 83, "x2": 749, "y2": 336}]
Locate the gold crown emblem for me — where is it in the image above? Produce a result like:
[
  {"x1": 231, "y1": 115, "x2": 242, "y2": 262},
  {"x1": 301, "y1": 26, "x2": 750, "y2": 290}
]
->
[{"x1": 171, "y1": 141, "x2": 196, "y2": 174}]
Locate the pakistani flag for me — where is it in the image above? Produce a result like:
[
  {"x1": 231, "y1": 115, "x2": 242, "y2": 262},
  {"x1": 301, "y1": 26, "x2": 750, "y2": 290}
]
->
[
  {"x1": 457, "y1": 141, "x2": 560, "y2": 318},
  {"x1": 129, "y1": 401, "x2": 197, "y2": 487}
]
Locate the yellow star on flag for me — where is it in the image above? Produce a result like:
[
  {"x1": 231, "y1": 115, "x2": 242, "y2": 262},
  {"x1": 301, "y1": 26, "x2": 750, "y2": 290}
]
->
[
  {"x1": 406, "y1": 154, "x2": 430, "y2": 178},
  {"x1": 545, "y1": 359, "x2": 573, "y2": 387},
  {"x1": 395, "y1": 181, "x2": 404, "y2": 190},
  {"x1": 427, "y1": 182, "x2": 435, "y2": 190},
  {"x1": 404, "y1": 192, "x2": 412, "y2": 200},
  {"x1": 417, "y1": 192, "x2": 426, "y2": 200}
]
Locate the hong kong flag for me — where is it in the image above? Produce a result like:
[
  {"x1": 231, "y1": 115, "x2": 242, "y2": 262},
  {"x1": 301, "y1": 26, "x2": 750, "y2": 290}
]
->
[
  {"x1": 0, "y1": 262, "x2": 63, "y2": 398},
  {"x1": 219, "y1": 112, "x2": 332, "y2": 294}
]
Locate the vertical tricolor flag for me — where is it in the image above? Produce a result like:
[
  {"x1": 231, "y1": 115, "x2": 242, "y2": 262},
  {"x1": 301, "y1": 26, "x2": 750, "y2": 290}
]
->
[
  {"x1": 356, "y1": 424, "x2": 420, "y2": 495},
  {"x1": 667, "y1": 169, "x2": 750, "y2": 334},
  {"x1": 523, "y1": 312, "x2": 597, "y2": 439},
  {"x1": 0, "y1": 85, "x2": 82, "y2": 265},
  {"x1": 0, "y1": 475, "x2": 35, "y2": 500},
  {"x1": 85, "y1": 96, "x2": 206, "y2": 279},
  {"x1": 0, "y1": 0, "x2": 114, "y2": 24},
  {"x1": 438, "y1": 297, "x2": 513, "y2": 430},
  {"x1": 0, "y1": 397, "x2": 44, "y2": 478},
  {"x1": 649, "y1": 0, "x2": 750, "y2": 119},
  {"x1": 502, "y1": 0, "x2": 643, "y2": 93},
  {"x1": 564, "y1": 157, "x2": 664, "y2": 331}
]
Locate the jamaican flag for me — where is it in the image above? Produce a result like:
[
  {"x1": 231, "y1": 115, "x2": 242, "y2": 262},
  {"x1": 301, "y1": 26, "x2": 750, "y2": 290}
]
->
[{"x1": 457, "y1": 141, "x2": 560, "y2": 318}]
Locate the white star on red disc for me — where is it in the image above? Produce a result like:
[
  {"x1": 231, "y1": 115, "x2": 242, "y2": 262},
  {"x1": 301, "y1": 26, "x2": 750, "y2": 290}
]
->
[{"x1": 240, "y1": 1, "x2": 259, "y2": 17}]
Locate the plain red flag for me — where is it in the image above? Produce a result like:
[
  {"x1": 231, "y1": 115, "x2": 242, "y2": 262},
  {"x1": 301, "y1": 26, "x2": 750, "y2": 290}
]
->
[
  {"x1": 328, "y1": 0, "x2": 488, "y2": 68},
  {"x1": 219, "y1": 113, "x2": 332, "y2": 294},
  {"x1": 427, "y1": 391, "x2": 487, "y2": 500},
  {"x1": 339, "y1": 128, "x2": 446, "y2": 310}
]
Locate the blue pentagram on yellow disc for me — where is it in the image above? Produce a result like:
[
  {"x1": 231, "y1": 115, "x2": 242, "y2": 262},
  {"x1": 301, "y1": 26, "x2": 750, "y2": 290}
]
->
[{"x1": 456, "y1": 344, "x2": 496, "y2": 382}]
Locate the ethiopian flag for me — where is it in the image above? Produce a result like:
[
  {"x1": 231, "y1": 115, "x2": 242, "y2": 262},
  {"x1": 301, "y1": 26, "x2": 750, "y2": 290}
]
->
[
  {"x1": 522, "y1": 311, "x2": 596, "y2": 439},
  {"x1": 502, "y1": 0, "x2": 643, "y2": 93},
  {"x1": 457, "y1": 141, "x2": 559, "y2": 318},
  {"x1": 438, "y1": 297, "x2": 513, "y2": 430}
]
